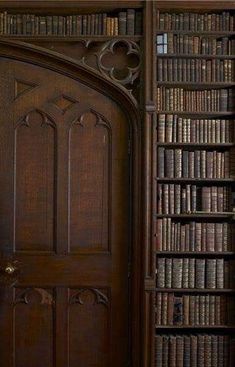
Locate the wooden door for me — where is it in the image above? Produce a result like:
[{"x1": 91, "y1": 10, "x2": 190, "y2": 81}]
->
[{"x1": 0, "y1": 56, "x2": 131, "y2": 367}]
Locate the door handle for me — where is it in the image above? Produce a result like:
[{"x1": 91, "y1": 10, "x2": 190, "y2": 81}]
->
[{"x1": 4, "y1": 264, "x2": 17, "y2": 275}]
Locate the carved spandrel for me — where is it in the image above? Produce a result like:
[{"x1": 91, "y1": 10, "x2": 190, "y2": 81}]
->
[
  {"x1": 69, "y1": 288, "x2": 109, "y2": 307},
  {"x1": 14, "y1": 288, "x2": 54, "y2": 306},
  {"x1": 29, "y1": 39, "x2": 141, "y2": 101}
]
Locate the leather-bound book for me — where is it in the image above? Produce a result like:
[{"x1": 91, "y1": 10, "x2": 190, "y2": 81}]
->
[
  {"x1": 162, "y1": 292, "x2": 168, "y2": 325},
  {"x1": 155, "y1": 335, "x2": 163, "y2": 367},
  {"x1": 176, "y1": 336, "x2": 184, "y2": 367},
  {"x1": 198, "y1": 335, "x2": 205, "y2": 366},
  {"x1": 156, "y1": 293, "x2": 162, "y2": 325},
  {"x1": 162, "y1": 335, "x2": 169, "y2": 367},
  {"x1": 204, "y1": 335, "x2": 212, "y2": 367},
  {"x1": 165, "y1": 259, "x2": 172, "y2": 288},
  {"x1": 216, "y1": 258, "x2": 224, "y2": 288},
  {"x1": 196, "y1": 259, "x2": 205, "y2": 289},
  {"x1": 166, "y1": 149, "x2": 174, "y2": 177},
  {"x1": 182, "y1": 258, "x2": 189, "y2": 288},
  {"x1": 209, "y1": 295, "x2": 216, "y2": 325},
  {"x1": 199, "y1": 295, "x2": 205, "y2": 325},
  {"x1": 168, "y1": 293, "x2": 174, "y2": 325},
  {"x1": 189, "y1": 258, "x2": 196, "y2": 288},
  {"x1": 158, "y1": 115, "x2": 166, "y2": 142},
  {"x1": 206, "y1": 259, "x2": 217, "y2": 288},
  {"x1": 169, "y1": 335, "x2": 177, "y2": 367},
  {"x1": 183, "y1": 295, "x2": 190, "y2": 325},
  {"x1": 127, "y1": 9, "x2": 135, "y2": 35},
  {"x1": 184, "y1": 336, "x2": 191, "y2": 367},
  {"x1": 175, "y1": 149, "x2": 182, "y2": 178},
  {"x1": 118, "y1": 11, "x2": 127, "y2": 35},
  {"x1": 172, "y1": 258, "x2": 183, "y2": 288},
  {"x1": 158, "y1": 147, "x2": 165, "y2": 178},
  {"x1": 157, "y1": 258, "x2": 165, "y2": 288},
  {"x1": 211, "y1": 335, "x2": 218, "y2": 367},
  {"x1": 190, "y1": 335, "x2": 197, "y2": 367},
  {"x1": 218, "y1": 335, "x2": 224, "y2": 367},
  {"x1": 189, "y1": 295, "x2": 195, "y2": 325}
]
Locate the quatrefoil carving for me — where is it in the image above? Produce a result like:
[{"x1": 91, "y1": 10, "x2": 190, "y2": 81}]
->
[{"x1": 96, "y1": 40, "x2": 141, "y2": 87}]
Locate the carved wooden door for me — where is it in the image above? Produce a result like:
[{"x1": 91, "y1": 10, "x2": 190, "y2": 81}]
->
[{"x1": 0, "y1": 57, "x2": 131, "y2": 367}]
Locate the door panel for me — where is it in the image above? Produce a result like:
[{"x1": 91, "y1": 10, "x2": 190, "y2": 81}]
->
[
  {"x1": 69, "y1": 112, "x2": 110, "y2": 253},
  {"x1": 0, "y1": 57, "x2": 130, "y2": 367},
  {"x1": 14, "y1": 111, "x2": 56, "y2": 252}
]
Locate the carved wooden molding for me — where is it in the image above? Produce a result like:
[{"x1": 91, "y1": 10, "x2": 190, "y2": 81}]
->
[
  {"x1": 15, "y1": 108, "x2": 56, "y2": 129},
  {"x1": 14, "y1": 288, "x2": 54, "y2": 306},
  {"x1": 69, "y1": 288, "x2": 109, "y2": 307}
]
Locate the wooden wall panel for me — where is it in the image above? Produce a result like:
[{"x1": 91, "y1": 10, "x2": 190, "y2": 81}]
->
[
  {"x1": 69, "y1": 111, "x2": 110, "y2": 253},
  {"x1": 14, "y1": 111, "x2": 56, "y2": 252},
  {"x1": 14, "y1": 288, "x2": 54, "y2": 367},
  {"x1": 68, "y1": 288, "x2": 110, "y2": 367}
]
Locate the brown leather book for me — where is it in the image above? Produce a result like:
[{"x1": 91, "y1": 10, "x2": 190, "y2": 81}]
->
[
  {"x1": 209, "y1": 295, "x2": 216, "y2": 325},
  {"x1": 183, "y1": 336, "x2": 190, "y2": 367},
  {"x1": 204, "y1": 335, "x2": 212, "y2": 367},
  {"x1": 211, "y1": 335, "x2": 218, "y2": 367},
  {"x1": 168, "y1": 293, "x2": 174, "y2": 325},
  {"x1": 169, "y1": 335, "x2": 177, "y2": 367},
  {"x1": 206, "y1": 259, "x2": 217, "y2": 289},
  {"x1": 162, "y1": 292, "x2": 168, "y2": 324},
  {"x1": 157, "y1": 258, "x2": 165, "y2": 288},
  {"x1": 155, "y1": 335, "x2": 163, "y2": 367},
  {"x1": 198, "y1": 335, "x2": 205, "y2": 366},
  {"x1": 183, "y1": 295, "x2": 190, "y2": 325},
  {"x1": 156, "y1": 293, "x2": 162, "y2": 325},
  {"x1": 216, "y1": 258, "x2": 224, "y2": 288},
  {"x1": 176, "y1": 336, "x2": 184, "y2": 367},
  {"x1": 165, "y1": 259, "x2": 172, "y2": 288},
  {"x1": 172, "y1": 258, "x2": 183, "y2": 288},
  {"x1": 196, "y1": 259, "x2": 205, "y2": 289},
  {"x1": 190, "y1": 335, "x2": 197, "y2": 367}
]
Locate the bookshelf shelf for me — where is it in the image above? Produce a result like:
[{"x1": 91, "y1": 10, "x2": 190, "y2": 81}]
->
[
  {"x1": 155, "y1": 325, "x2": 235, "y2": 330},
  {"x1": 155, "y1": 213, "x2": 234, "y2": 219},
  {"x1": 0, "y1": 35, "x2": 143, "y2": 41},
  {"x1": 156, "y1": 54, "x2": 235, "y2": 59},
  {"x1": 156, "y1": 82, "x2": 235, "y2": 88},
  {"x1": 156, "y1": 111, "x2": 235, "y2": 117},
  {"x1": 155, "y1": 288, "x2": 235, "y2": 294},
  {"x1": 156, "y1": 31, "x2": 235, "y2": 36},
  {"x1": 155, "y1": 251, "x2": 235, "y2": 257},
  {"x1": 156, "y1": 178, "x2": 235, "y2": 184},
  {"x1": 156, "y1": 143, "x2": 235, "y2": 149}
]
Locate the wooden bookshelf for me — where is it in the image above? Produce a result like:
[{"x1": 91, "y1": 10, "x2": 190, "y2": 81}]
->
[{"x1": 154, "y1": 2, "x2": 235, "y2": 366}]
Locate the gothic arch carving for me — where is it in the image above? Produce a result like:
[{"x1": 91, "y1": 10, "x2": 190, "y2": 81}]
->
[{"x1": 0, "y1": 39, "x2": 140, "y2": 133}]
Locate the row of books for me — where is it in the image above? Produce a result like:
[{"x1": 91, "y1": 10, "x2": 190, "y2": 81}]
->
[
  {"x1": 157, "y1": 116, "x2": 234, "y2": 143},
  {"x1": 157, "y1": 184, "x2": 230, "y2": 214},
  {"x1": 156, "y1": 258, "x2": 231, "y2": 289},
  {"x1": 156, "y1": 34, "x2": 234, "y2": 55},
  {"x1": 155, "y1": 293, "x2": 234, "y2": 326},
  {"x1": 156, "y1": 88, "x2": 233, "y2": 112},
  {"x1": 157, "y1": 11, "x2": 234, "y2": 31},
  {"x1": 157, "y1": 59, "x2": 234, "y2": 83},
  {"x1": 155, "y1": 334, "x2": 233, "y2": 367},
  {"x1": 0, "y1": 10, "x2": 142, "y2": 36},
  {"x1": 156, "y1": 219, "x2": 232, "y2": 252},
  {"x1": 157, "y1": 148, "x2": 230, "y2": 179}
]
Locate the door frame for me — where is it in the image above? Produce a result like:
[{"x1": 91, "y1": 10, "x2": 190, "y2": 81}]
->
[{"x1": 0, "y1": 39, "x2": 143, "y2": 367}]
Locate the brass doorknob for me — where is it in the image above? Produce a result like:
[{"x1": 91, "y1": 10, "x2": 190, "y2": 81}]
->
[{"x1": 5, "y1": 264, "x2": 16, "y2": 274}]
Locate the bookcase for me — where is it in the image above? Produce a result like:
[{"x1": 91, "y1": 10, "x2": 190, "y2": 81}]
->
[
  {"x1": 0, "y1": 0, "x2": 234, "y2": 366},
  {"x1": 154, "y1": 1, "x2": 235, "y2": 366}
]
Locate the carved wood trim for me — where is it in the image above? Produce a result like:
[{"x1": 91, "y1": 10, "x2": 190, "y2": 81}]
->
[{"x1": 69, "y1": 288, "x2": 109, "y2": 307}]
